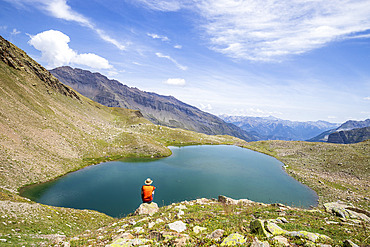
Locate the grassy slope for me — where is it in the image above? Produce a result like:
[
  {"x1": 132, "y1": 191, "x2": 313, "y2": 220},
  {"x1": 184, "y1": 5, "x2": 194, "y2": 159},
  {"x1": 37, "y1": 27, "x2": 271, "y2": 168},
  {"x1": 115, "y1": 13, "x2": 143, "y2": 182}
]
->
[{"x1": 244, "y1": 141, "x2": 370, "y2": 210}]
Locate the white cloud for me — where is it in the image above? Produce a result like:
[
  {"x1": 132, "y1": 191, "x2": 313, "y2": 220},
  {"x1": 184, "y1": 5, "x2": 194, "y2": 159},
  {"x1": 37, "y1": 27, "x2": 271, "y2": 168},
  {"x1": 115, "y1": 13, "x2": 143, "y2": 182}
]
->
[
  {"x1": 199, "y1": 103, "x2": 213, "y2": 111},
  {"x1": 147, "y1": 33, "x2": 170, "y2": 42},
  {"x1": 11, "y1": 28, "x2": 21, "y2": 36},
  {"x1": 195, "y1": 0, "x2": 370, "y2": 61},
  {"x1": 156, "y1": 52, "x2": 188, "y2": 70},
  {"x1": 28, "y1": 30, "x2": 112, "y2": 69},
  {"x1": 164, "y1": 78, "x2": 186, "y2": 86},
  {"x1": 174, "y1": 44, "x2": 182, "y2": 49},
  {"x1": 364, "y1": 96, "x2": 370, "y2": 100},
  {"x1": 6, "y1": 0, "x2": 126, "y2": 50}
]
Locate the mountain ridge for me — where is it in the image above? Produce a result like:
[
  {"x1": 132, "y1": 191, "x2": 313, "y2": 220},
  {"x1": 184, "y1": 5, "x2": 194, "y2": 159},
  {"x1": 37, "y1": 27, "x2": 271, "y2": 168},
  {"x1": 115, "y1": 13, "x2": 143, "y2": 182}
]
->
[
  {"x1": 50, "y1": 66, "x2": 256, "y2": 142},
  {"x1": 219, "y1": 115, "x2": 339, "y2": 141}
]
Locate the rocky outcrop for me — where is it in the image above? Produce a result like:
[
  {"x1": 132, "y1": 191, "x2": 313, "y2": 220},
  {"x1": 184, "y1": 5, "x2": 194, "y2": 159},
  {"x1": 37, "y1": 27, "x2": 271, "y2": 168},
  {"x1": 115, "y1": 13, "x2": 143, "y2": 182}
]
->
[
  {"x1": 50, "y1": 66, "x2": 256, "y2": 141},
  {"x1": 250, "y1": 219, "x2": 331, "y2": 244},
  {"x1": 309, "y1": 119, "x2": 370, "y2": 143},
  {"x1": 327, "y1": 127, "x2": 370, "y2": 144},
  {"x1": 323, "y1": 201, "x2": 370, "y2": 222},
  {"x1": 0, "y1": 36, "x2": 80, "y2": 100}
]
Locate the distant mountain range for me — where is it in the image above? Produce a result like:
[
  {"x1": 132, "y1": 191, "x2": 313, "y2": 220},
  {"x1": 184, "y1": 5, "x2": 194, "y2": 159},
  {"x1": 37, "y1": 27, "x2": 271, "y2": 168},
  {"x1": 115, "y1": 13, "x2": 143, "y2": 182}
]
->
[
  {"x1": 219, "y1": 115, "x2": 339, "y2": 141},
  {"x1": 50, "y1": 66, "x2": 256, "y2": 141},
  {"x1": 309, "y1": 119, "x2": 370, "y2": 143}
]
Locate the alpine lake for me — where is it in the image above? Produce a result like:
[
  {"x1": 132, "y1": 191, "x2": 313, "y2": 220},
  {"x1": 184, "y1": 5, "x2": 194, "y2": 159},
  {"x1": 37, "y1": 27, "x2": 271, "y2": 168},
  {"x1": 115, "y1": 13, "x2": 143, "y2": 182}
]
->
[{"x1": 21, "y1": 145, "x2": 318, "y2": 217}]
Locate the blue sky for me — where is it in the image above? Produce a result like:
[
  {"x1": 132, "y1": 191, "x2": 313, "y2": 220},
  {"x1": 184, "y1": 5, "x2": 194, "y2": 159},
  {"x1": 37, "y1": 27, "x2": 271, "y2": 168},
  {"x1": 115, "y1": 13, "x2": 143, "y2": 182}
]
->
[{"x1": 1, "y1": 0, "x2": 370, "y2": 123}]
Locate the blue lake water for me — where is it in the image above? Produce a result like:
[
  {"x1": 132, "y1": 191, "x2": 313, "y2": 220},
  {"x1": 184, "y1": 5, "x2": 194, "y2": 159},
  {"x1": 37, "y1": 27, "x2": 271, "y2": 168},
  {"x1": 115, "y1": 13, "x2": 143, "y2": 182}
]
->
[{"x1": 21, "y1": 145, "x2": 318, "y2": 217}]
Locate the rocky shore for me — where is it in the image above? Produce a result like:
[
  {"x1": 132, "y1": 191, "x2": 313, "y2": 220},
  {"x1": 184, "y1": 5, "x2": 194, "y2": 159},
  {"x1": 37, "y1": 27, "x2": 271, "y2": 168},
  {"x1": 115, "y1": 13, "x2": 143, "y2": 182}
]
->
[{"x1": 51, "y1": 196, "x2": 369, "y2": 246}]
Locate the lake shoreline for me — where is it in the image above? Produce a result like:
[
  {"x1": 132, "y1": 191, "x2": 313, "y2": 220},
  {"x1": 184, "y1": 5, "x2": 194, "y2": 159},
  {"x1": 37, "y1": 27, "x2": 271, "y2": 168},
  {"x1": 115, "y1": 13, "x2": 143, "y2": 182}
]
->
[{"x1": 20, "y1": 144, "x2": 319, "y2": 217}]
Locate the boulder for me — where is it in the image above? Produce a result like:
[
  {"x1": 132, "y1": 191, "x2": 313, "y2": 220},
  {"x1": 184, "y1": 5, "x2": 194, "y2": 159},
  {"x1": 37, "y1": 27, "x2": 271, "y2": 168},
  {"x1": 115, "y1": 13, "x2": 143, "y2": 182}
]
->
[
  {"x1": 272, "y1": 236, "x2": 290, "y2": 246},
  {"x1": 264, "y1": 220, "x2": 287, "y2": 235},
  {"x1": 250, "y1": 219, "x2": 272, "y2": 237},
  {"x1": 343, "y1": 239, "x2": 360, "y2": 247},
  {"x1": 207, "y1": 229, "x2": 224, "y2": 240},
  {"x1": 167, "y1": 221, "x2": 187, "y2": 233},
  {"x1": 220, "y1": 233, "x2": 246, "y2": 246},
  {"x1": 134, "y1": 202, "x2": 159, "y2": 216},
  {"x1": 218, "y1": 195, "x2": 253, "y2": 206},
  {"x1": 285, "y1": 231, "x2": 330, "y2": 243},
  {"x1": 323, "y1": 202, "x2": 370, "y2": 222}
]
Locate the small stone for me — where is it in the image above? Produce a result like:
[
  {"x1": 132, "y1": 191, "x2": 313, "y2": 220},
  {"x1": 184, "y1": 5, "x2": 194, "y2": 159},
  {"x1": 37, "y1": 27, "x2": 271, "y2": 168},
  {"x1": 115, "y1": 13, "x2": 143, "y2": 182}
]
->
[
  {"x1": 134, "y1": 227, "x2": 144, "y2": 233},
  {"x1": 156, "y1": 218, "x2": 164, "y2": 224},
  {"x1": 193, "y1": 226, "x2": 206, "y2": 234},
  {"x1": 148, "y1": 222, "x2": 155, "y2": 228},
  {"x1": 167, "y1": 221, "x2": 187, "y2": 233},
  {"x1": 174, "y1": 205, "x2": 187, "y2": 210},
  {"x1": 174, "y1": 235, "x2": 190, "y2": 247}
]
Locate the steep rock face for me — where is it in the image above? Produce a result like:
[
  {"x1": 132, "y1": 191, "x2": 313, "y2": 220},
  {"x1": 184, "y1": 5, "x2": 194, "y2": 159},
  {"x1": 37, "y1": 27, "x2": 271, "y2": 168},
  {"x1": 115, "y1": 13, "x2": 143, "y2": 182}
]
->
[
  {"x1": 309, "y1": 119, "x2": 370, "y2": 143},
  {"x1": 50, "y1": 66, "x2": 255, "y2": 141},
  {"x1": 327, "y1": 127, "x2": 370, "y2": 144}
]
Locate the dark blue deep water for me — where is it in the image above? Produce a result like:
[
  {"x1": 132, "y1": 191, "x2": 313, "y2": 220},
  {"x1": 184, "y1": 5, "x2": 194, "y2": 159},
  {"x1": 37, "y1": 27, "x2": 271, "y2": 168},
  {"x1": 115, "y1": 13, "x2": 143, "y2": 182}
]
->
[{"x1": 21, "y1": 145, "x2": 318, "y2": 217}]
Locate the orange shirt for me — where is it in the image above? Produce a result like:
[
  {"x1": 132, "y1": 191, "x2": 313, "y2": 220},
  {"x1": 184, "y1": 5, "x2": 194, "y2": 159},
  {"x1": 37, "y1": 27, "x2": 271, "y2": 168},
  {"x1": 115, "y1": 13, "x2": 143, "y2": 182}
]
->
[{"x1": 141, "y1": 185, "x2": 155, "y2": 202}]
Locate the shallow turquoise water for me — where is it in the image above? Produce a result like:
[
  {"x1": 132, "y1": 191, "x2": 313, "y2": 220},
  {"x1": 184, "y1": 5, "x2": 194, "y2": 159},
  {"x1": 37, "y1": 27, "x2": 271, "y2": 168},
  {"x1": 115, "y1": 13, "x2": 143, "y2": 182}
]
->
[{"x1": 21, "y1": 145, "x2": 318, "y2": 217}]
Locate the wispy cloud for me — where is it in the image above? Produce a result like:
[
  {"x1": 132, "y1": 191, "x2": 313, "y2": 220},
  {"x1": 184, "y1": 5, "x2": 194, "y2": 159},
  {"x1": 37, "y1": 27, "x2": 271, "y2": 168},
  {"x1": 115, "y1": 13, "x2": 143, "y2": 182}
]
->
[
  {"x1": 6, "y1": 0, "x2": 126, "y2": 50},
  {"x1": 164, "y1": 78, "x2": 186, "y2": 86},
  {"x1": 364, "y1": 96, "x2": 370, "y2": 100},
  {"x1": 147, "y1": 33, "x2": 170, "y2": 42},
  {"x1": 195, "y1": 0, "x2": 370, "y2": 61},
  {"x1": 136, "y1": 0, "x2": 185, "y2": 12},
  {"x1": 11, "y1": 28, "x2": 21, "y2": 36},
  {"x1": 174, "y1": 44, "x2": 182, "y2": 49},
  {"x1": 156, "y1": 52, "x2": 188, "y2": 70},
  {"x1": 28, "y1": 30, "x2": 112, "y2": 69},
  {"x1": 138, "y1": 0, "x2": 370, "y2": 62}
]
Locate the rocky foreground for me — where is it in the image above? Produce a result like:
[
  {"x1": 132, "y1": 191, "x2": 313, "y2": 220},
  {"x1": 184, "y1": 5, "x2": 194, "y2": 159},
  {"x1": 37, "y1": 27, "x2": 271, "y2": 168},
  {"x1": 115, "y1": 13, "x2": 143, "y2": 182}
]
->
[{"x1": 45, "y1": 196, "x2": 368, "y2": 247}]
